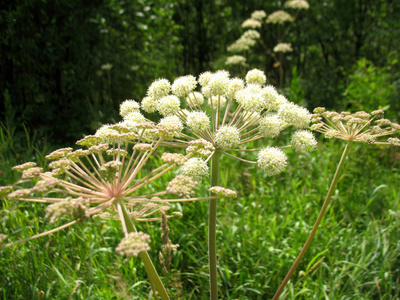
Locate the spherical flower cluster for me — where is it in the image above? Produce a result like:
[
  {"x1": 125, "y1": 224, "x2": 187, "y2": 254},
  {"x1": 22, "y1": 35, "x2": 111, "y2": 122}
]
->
[
  {"x1": 215, "y1": 126, "x2": 240, "y2": 150},
  {"x1": 167, "y1": 175, "x2": 198, "y2": 197},
  {"x1": 278, "y1": 102, "x2": 311, "y2": 129},
  {"x1": 95, "y1": 124, "x2": 119, "y2": 143},
  {"x1": 158, "y1": 115, "x2": 184, "y2": 136},
  {"x1": 242, "y1": 30, "x2": 261, "y2": 40},
  {"x1": 186, "y1": 92, "x2": 205, "y2": 106},
  {"x1": 240, "y1": 91, "x2": 266, "y2": 113},
  {"x1": 187, "y1": 111, "x2": 210, "y2": 133},
  {"x1": 141, "y1": 96, "x2": 158, "y2": 113},
  {"x1": 225, "y1": 55, "x2": 247, "y2": 66},
  {"x1": 261, "y1": 86, "x2": 282, "y2": 111},
  {"x1": 209, "y1": 186, "x2": 237, "y2": 199},
  {"x1": 245, "y1": 69, "x2": 267, "y2": 86},
  {"x1": 285, "y1": 0, "x2": 310, "y2": 10},
  {"x1": 257, "y1": 147, "x2": 288, "y2": 176},
  {"x1": 273, "y1": 43, "x2": 293, "y2": 53},
  {"x1": 266, "y1": 10, "x2": 294, "y2": 24},
  {"x1": 226, "y1": 78, "x2": 245, "y2": 99},
  {"x1": 227, "y1": 41, "x2": 250, "y2": 53},
  {"x1": 291, "y1": 130, "x2": 317, "y2": 152},
  {"x1": 157, "y1": 95, "x2": 181, "y2": 116},
  {"x1": 147, "y1": 78, "x2": 171, "y2": 100},
  {"x1": 124, "y1": 111, "x2": 146, "y2": 124},
  {"x1": 181, "y1": 158, "x2": 209, "y2": 180},
  {"x1": 251, "y1": 10, "x2": 267, "y2": 21},
  {"x1": 206, "y1": 71, "x2": 230, "y2": 97},
  {"x1": 241, "y1": 18, "x2": 262, "y2": 28},
  {"x1": 208, "y1": 96, "x2": 227, "y2": 109},
  {"x1": 259, "y1": 115, "x2": 284, "y2": 138},
  {"x1": 115, "y1": 232, "x2": 151, "y2": 257},
  {"x1": 171, "y1": 75, "x2": 197, "y2": 98},
  {"x1": 198, "y1": 72, "x2": 213, "y2": 87},
  {"x1": 120, "y1": 99, "x2": 140, "y2": 118}
]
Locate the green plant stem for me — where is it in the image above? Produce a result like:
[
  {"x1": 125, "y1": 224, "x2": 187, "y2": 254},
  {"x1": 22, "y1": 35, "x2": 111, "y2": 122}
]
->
[
  {"x1": 209, "y1": 150, "x2": 220, "y2": 300},
  {"x1": 118, "y1": 200, "x2": 170, "y2": 300},
  {"x1": 272, "y1": 141, "x2": 352, "y2": 300}
]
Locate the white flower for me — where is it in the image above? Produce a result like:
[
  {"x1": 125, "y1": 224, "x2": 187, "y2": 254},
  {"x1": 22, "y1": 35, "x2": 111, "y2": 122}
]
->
[
  {"x1": 208, "y1": 96, "x2": 227, "y2": 109},
  {"x1": 141, "y1": 96, "x2": 158, "y2": 113},
  {"x1": 251, "y1": 10, "x2": 267, "y2": 21},
  {"x1": 285, "y1": 0, "x2": 310, "y2": 10},
  {"x1": 171, "y1": 75, "x2": 197, "y2": 97},
  {"x1": 273, "y1": 43, "x2": 293, "y2": 53},
  {"x1": 181, "y1": 158, "x2": 209, "y2": 179},
  {"x1": 186, "y1": 92, "x2": 205, "y2": 106},
  {"x1": 225, "y1": 55, "x2": 247, "y2": 66},
  {"x1": 259, "y1": 115, "x2": 284, "y2": 138},
  {"x1": 120, "y1": 99, "x2": 140, "y2": 118},
  {"x1": 157, "y1": 95, "x2": 181, "y2": 116},
  {"x1": 291, "y1": 130, "x2": 317, "y2": 152},
  {"x1": 245, "y1": 69, "x2": 267, "y2": 86},
  {"x1": 266, "y1": 10, "x2": 294, "y2": 24},
  {"x1": 257, "y1": 147, "x2": 288, "y2": 176},
  {"x1": 242, "y1": 18, "x2": 262, "y2": 28},
  {"x1": 147, "y1": 78, "x2": 171, "y2": 100},
  {"x1": 278, "y1": 102, "x2": 311, "y2": 129},
  {"x1": 208, "y1": 71, "x2": 230, "y2": 96},
  {"x1": 215, "y1": 126, "x2": 240, "y2": 150},
  {"x1": 187, "y1": 111, "x2": 210, "y2": 133}
]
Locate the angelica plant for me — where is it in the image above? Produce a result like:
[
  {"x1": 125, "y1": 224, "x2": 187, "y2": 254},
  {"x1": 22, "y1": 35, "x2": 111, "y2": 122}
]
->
[
  {"x1": 272, "y1": 108, "x2": 400, "y2": 299},
  {"x1": 0, "y1": 106, "x2": 228, "y2": 300},
  {"x1": 135, "y1": 69, "x2": 316, "y2": 299},
  {"x1": 226, "y1": 1, "x2": 309, "y2": 88}
]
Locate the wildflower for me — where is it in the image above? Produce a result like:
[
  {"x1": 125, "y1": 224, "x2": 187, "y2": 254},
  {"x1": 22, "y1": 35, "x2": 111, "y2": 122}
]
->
[
  {"x1": 259, "y1": 115, "x2": 284, "y2": 138},
  {"x1": 157, "y1": 95, "x2": 181, "y2": 116},
  {"x1": 273, "y1": 43, "x2": 293, "y2": 53},
  {"x1": 291, "y1": 130, "x2": 317, "y2": 152},
  {"x1": 171, "y1": 75, "x2": 197, "y2": 98},
  {"x1": 242, "y1": 30, "x2": 261, "y2": 40},
  {"x1": 285, "y1": 0, "x2": 310, "y2": 10},
  {"x1": 208, "y1": 96, "x2": 227, "y2": 109},
  {"x1": 215, "y1": 126, "x2": 240, "y2": 150},
  {"x1": 147, "y1": 78, "x2": 171, "y2": 100},
  {"x1": 161, "y1": 153, "x2": 187, "y2": 165},
  {"x1": 266, "y1": 10, "x2": 294, "y2": 24},
  {"x1": 251, "y1": 10, "x2": 267, "y2": 21},
  {"x1": 187, "y1": 111, "x2": 211, "y2": 133},
  {"x1": 241, "y1": 18, "x2": 262, "y2": 28},
  {"x1": 12, "y1": 162, "x2": 37, "y2": 171},
  {"x1": 186, "y1": 92, "x2": 205, "y2": 106},
  {"x1": 198, "y1": 72, "x2": 213, "y2": 87},
  {"x1": 208, "y1": 71, "x2": 230, "y2": 96},
  {"x1": 257, "y1": 147, "x2": 288, "y2": 176},
  {"x1": 120, "y1": 99, "x2": 140, "y2": 118},
  {"x1": 141, "y1": 96, "x2": 158, "y2": 113},
  {"x1": 278, "y1": 102, "x2": 311, "y2": 129},
  {"x1": 209, "y1": 186, "x2": 237, "y2": 199},
  {"x1": 225, "y1": 55, "x2": 247, "y2": 66},
  {"x1": 167, "y1": 175, "x2": 198, "y2": 197},
  {"x1": 245, "y1": 69, "x2": 267, "y2": 86},
  {"x1": 115, "y1": 232, "x2": 151, "y2": 257},
  {"x1": 45, "y1": 197, "x2": 90, "y2": 224},
  {"x1": 181, "y1": 158, "x2": 209, "y2": 180},
  {"x1": 158, "y1": 115, "x2": 184, "y2": 137},
  {"x1": 226, "y1": 78, "x2": 245, "y2": 99}
]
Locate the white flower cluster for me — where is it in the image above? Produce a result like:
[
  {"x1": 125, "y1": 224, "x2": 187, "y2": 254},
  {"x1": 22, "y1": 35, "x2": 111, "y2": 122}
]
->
[
  {"x1": 266, "y1": 10, "x2": 294, "y2": 24},
  {"x1": 285, "y1": 0, "x2": 310, "y2": 10},
  {"x1": 225, "y1": 55, "x2": 247, "y2": 66},
  {"x1": 273, "y1": 43, "x2": 293, "y2": 53}
]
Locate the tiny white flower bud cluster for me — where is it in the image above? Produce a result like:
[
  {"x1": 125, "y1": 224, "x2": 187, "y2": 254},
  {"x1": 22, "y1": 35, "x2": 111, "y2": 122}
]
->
[
  {"x1": 187, "y1": 111, "x2": 210, "y2": 133},
  {"x1": 120, "y1": 99, "x2": 140, "y2": 118},
  {"x1": 115, "y1": 232, "x2": 151, "y2": 257},
  {"x1": 157, "y1": 95, "x2": 181, "y2": 116},
  {"x1": 172, "y1": 75, "x2": 197, "y2": 98},
  {"x1": 241, "y1": 18, "x2": 262, "y2": 28},
  {"x1": 209, "y1": 186, "x2": 237, "y2": 199},
  {"x1": 161, "y1": 153, "x2": 187, "y2": 165},
  {"x1": 167, "y1": 175, "x2": 198, "y2": 197},
  {"x1": 251, "y1": 10, "x2": 267, "y2": 21},
  {"x1": 186, "y1": 139, "x2": 215, "y2": 158},
  {"x1": 45, "y1": 197, "x2": 90, "y2": 224}
]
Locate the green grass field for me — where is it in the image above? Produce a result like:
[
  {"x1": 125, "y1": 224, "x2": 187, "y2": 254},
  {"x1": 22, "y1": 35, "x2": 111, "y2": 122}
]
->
[{"x1": 1, "y1": 131, "x2": 399, "y2": 299}]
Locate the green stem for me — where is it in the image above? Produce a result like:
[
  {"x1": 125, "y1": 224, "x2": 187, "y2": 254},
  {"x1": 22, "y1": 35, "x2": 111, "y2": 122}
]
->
[
  {"x1": 209, "y1": 151, "x2": 220, "y2": 300},
  {"x1": 272, "y1": 141, "x2": 352, "y2": 300},
  {"x1": 118, "y1": 200, "x2": 170, "y2": 300}
]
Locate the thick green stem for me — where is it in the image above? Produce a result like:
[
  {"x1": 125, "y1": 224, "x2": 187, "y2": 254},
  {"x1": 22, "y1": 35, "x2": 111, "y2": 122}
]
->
[
  {"x1": 272, "y1": 141, "x2": 352, "y2": 300},
  {"x1": 209, "y1": 151, "x2": 220, "y2": 300},
  {"x1": 118, "y1": 200, "x2": 170, "y2": 300}
]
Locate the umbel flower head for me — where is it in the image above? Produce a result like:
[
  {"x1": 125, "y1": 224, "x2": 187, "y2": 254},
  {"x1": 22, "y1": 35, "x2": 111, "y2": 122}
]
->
[
  {"x1": 134, "y1": 69, "x2": 315, "y2": 177},
  {"x1": 0, "y1": 119, "x2": 229, "y2": 249},
  {"x1": 311, "y1": 108, "x2": 400, "y2": 145}
]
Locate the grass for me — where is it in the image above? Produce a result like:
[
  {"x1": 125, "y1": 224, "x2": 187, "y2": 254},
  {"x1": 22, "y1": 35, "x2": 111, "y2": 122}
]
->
[{"x1": 1, "y1": 130, "x2": 399, "y2": 299}]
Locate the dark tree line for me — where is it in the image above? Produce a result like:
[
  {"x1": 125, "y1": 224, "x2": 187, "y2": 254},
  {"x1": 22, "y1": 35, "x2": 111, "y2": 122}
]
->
[{"x1": 0, "y1": 0, "x2": 399, "y2": 145}]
